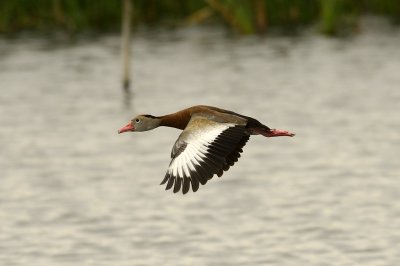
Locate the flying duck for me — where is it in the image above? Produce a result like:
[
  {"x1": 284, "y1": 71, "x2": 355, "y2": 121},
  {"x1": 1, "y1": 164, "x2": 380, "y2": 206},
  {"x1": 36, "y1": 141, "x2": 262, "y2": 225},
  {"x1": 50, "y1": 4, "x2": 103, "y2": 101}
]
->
[{"x1": 118, "y1": 105, "x2": 295, "y2": 194}]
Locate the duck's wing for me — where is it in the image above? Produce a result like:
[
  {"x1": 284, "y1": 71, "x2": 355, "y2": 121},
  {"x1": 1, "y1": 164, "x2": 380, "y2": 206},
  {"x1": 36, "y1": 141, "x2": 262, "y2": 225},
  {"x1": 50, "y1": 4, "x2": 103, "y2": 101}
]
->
[{"x1": 160, "y1": 115, "x2": 248, "y2": 194}]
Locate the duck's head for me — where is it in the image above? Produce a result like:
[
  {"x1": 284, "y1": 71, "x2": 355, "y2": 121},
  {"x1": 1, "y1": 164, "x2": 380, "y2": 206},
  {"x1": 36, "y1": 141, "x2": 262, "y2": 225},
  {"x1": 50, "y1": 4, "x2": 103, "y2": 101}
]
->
[{"x1": 118, "y1": 115, "x2": 161, "y2": 133}]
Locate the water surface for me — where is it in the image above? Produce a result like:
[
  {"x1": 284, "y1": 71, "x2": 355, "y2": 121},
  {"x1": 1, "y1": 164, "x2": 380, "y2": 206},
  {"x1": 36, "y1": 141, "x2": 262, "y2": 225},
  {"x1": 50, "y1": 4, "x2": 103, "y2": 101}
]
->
[{"x1": 1, "y1": 22, "x2": 399, "y2": 265}]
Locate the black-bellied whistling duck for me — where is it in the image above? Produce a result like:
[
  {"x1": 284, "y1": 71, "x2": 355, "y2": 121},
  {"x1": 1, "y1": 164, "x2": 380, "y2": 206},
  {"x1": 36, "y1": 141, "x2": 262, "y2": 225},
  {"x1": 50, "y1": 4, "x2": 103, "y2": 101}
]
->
[{"x1": 118, "y1": 105, "x2": 295, "y2": 194}]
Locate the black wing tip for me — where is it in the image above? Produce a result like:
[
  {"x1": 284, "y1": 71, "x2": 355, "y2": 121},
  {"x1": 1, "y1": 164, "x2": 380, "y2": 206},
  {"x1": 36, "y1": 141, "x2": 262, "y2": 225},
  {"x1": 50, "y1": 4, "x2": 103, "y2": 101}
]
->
[
  {"x1": 182, "y1": 177, "x2": 190, "y2": 194},
  {"x1": 165, "y1": 174, "x2": 175, "y2": 190},
  {"x1": 160, "y1": 174, "x2": 169, "y2": 185},
  {"x1": 173, "y1": 177, "x2": 182, "y2": 193},
  {"x1": 161, "y1": 173, "x2": 210, "y2": 194}
]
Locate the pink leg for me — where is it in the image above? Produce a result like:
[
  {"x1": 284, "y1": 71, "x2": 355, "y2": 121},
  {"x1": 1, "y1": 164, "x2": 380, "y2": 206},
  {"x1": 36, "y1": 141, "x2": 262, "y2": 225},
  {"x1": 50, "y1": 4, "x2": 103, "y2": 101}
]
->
[{"x1": 251, "y1": 128, "x2": 295, "y2": 137}]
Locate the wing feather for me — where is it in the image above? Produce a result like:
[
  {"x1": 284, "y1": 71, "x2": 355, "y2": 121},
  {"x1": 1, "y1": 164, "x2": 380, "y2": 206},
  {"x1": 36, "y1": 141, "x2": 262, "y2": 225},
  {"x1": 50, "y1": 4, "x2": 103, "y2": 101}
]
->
[
  {"x1": 161, "y1": 116, "x2": 249, "y2": 194},
  {"x1": 173, "y1": 177, "x2": 182, "y2": 193},
  {"x1": 182, "y1": 177, "x2": 190, "y2": 194},
  {"x1": 166, "y1": 175, "x2": 175, "y2": 190}
]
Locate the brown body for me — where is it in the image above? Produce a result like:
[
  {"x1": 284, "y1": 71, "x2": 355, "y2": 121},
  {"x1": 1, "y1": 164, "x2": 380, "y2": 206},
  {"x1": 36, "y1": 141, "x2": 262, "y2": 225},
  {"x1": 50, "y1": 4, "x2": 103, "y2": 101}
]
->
[{"x1": 159, "y1": 105, "x2": 269, "y2": 133}]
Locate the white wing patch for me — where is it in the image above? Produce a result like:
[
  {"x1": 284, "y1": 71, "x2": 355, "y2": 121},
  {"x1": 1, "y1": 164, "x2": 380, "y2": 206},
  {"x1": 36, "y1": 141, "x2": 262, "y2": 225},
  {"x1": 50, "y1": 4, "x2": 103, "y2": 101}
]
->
[
  {"x1": 167, "y1": 123, "x2": 235, "y2": 178},
  {"x1": 160, "y1": 118, "x2": 247, "y2": 194}
]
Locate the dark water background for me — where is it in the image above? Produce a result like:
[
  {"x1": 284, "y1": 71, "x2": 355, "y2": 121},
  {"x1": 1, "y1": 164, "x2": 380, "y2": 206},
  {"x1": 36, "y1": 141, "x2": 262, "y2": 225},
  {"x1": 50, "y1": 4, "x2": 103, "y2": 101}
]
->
[{"x1": 1, "y1": 20, "x2": 399, "y2": 265}]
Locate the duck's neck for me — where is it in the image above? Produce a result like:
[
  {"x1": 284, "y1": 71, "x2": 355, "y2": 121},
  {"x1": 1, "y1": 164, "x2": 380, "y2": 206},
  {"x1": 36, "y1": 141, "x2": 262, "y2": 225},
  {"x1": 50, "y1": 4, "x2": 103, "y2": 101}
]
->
[{"x1": 159, "y1": 111, "x2": 191, "y2": 130}]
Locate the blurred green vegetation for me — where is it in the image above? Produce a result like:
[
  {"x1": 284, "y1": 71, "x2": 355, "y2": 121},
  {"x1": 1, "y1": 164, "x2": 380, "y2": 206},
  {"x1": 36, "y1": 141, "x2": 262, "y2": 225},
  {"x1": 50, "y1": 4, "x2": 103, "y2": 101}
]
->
[{"x1": 0, "y1": 0, "x2": 399, "y2": 35}]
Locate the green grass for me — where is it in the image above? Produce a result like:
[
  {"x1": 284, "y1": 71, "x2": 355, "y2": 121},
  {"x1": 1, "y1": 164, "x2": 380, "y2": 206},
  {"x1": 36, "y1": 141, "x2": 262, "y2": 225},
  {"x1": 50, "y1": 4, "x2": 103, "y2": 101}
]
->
[{"x1": 0, "y1": 0, "x2": 399, "y2": 35}]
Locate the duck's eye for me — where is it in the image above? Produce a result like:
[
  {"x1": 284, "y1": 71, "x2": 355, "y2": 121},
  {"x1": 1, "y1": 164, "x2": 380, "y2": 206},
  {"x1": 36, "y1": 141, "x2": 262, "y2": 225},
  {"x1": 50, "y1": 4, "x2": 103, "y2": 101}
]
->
[{"x1": 135, "y1": 118, "x2": 141, "y2": 123}]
